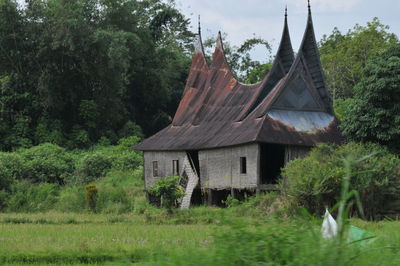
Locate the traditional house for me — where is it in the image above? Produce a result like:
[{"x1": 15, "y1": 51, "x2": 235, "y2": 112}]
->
[{"x1": 134, "y1": 4, "x2": 343, "y2": 208}]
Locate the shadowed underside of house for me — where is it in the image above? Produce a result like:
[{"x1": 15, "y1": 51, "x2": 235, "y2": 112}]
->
[{"x1": 134, "y1": 5, "x2": 344, "y2": 207}]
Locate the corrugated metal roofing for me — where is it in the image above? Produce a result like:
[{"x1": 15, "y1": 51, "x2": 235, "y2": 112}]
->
[{"x1": 134, "y1": 8, "x2": 344, "y2": 151}]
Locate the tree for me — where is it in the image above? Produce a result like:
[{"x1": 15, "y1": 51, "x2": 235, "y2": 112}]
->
[
  {"x1": 0, "y1": 0, "x2": 194, "y2": 150},
  {"x1": 341, "y1": 43, "x2": 400, "y2": 151},
  {"x1": 319, "y1": 18, "x2": 398, "y2": 99},
  {"x1": 203, "y1": 34, "x2": 272, "y2": 83}
]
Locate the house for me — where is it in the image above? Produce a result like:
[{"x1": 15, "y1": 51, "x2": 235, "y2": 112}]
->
[{"x1": 134, "y1": 4, "x2": 343, "y2": 207}]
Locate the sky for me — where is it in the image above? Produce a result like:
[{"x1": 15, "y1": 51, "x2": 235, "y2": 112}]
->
[{"x1": 176, "y1": 0, "x2": 400, "y2": 62}]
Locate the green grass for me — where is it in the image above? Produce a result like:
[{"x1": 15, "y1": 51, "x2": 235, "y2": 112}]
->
[
  {"x1": 0, "y1": 211, "x2": 400, "y2": 265},
  {"x1": 0, "y1": 212, "x2": 216, "y2": 264}
]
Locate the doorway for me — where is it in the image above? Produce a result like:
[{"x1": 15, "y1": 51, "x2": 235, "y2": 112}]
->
[
  {"x1": 260, "y1": 143, "x2": 285, "y2": 184},
  {"x1": 186, "y1": 150, "x2": 200, "y2": 177}
]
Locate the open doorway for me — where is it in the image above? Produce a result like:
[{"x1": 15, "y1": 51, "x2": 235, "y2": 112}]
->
[
  {"x1": 186, "y1": 150, "x2": 200, "y2": 177},
  {"x1": 260, "y1": 143, "x2": 285, "y2": 184}
]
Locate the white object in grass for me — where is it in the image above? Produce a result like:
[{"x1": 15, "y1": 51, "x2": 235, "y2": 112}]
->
[{"x1": 321, "y1": 209, "x2": 338, "y2": 239}]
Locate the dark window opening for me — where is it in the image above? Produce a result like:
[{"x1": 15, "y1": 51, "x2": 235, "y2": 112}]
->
[
  {"x1": 172, "y1": 160, "x2": 179, "y2": 176},
  {"x1": 152, "y1": 161, "x2": 158, "y2": 177},
  {"x1": 186, "y1": 151, "x2": 200, "y2": 177},
  {"x1": 240, "y1": 157, "x2": 247, "y2": 174},
  {"x1": 260, "y1": 143, "x2": 285, "y2": 184}
]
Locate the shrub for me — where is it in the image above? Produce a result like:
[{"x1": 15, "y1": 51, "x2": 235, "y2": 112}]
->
[
  {"x1": 75, "y1": 153, "x2": 112, "y2": 184},
  {"x1": 0, "y1": 165, "x2": 15, "y2": 192},
  {"x1": 85, "y1": 184, "x2": 98, "y2": 212},
  {"x1": 0, "y1": 152, "x2": 25, "y2": 191},
  {"x1": 149, "y1": 176, "x2": 185, "y2": 212},
  {"x1": 0, "y1": 190, "x2": 8, "y2": 211},
  {"x1": 6, "y1": 182, "x2": 60, "y2": 212},
  {"x1": 112, "y1": 136, "x2": 143, "y2": 170},
  {"x1": 281, "y1": 142, "x2": 400, "y2": 220},
  {"x1": 96, "y1": 185, "x2": 133, "y2": 214},
  {"x1": 55, "y1": 186, "x2": 85, "y2": 213},
  {"x1": 19, "y1": 143, "x2": 76, "y2": 184}
]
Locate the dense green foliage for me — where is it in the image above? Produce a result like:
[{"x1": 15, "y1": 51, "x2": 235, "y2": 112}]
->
[
  {"x1": 149, "y1": 175, "x2": 184, "y2": 211},
  {"x1": 281, "y1": 143, "x2": 400, "y2": 220},
  {"x1": 341, "y1": 44, "x2": 400, "y2": 151},
  {"x1": 0, "y1": 0, "x2": 194, "y2": 150},
  {"x1": 319, "y1": 18, "x2": 398, "y2": 99},
  {"x1": 0, "y1": 137, "x2": 143, "y2": 212}
]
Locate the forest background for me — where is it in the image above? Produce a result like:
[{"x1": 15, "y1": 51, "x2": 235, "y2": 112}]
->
[{"x1": 0, "y1": 0, "x2": 398, "y2": 151}]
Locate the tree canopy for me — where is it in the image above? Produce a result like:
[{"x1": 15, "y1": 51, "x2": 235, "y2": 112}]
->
[
  {"x1": 0, "y1": 0, "x2": 194, "y2": 150},
  {"x1": 341, "y1": 43, "x2": 400, "y2": 151},
  {"x1": 319, "y1": 18, "x2": 398, "y2": 99},
  {"x1": 1, "y1": 1, "x2": 399, "y2": 152}
]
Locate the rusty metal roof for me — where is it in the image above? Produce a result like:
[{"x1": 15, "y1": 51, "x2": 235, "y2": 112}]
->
[{"x1": 134, "y1": 8, "x2": 343, "y2": 151}]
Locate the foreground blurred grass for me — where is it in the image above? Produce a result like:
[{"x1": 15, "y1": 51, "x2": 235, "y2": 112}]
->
[{"x1": 0, "y1": 211, "x2": 400, "y2": 265}]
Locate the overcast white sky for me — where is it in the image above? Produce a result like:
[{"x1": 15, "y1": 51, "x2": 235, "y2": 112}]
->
[{"x1": 176, "y1": 0, "x2": 400, "y2": 62}]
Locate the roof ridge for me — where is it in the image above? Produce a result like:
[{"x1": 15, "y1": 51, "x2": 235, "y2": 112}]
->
[
  {"x1": 265, "y1": 3, "x2": 333, "y2": 114},
  {"x1": 236, "y1": 8, "x2": 294, "y2": 122}
]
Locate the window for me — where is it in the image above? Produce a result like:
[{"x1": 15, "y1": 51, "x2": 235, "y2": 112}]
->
[
  {"x1": 152, "y1": 161, "x2": 158, "y2": 177},
  {"x1": 240, "y1": 157, "x2": 247, "y2": 174},
  {"x1": 172, "y1": 160, "x2": 179, "y2": 176}
]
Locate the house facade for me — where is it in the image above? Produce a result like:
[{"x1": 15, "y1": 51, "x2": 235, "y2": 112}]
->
[{"x1": 135, "y1": 5, "x2": 343, "y2": 207}]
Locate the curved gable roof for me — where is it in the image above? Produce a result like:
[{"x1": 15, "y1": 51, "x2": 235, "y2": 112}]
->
[{"x1": 134, "y1": 7, "x2": 343, "y2": 151}]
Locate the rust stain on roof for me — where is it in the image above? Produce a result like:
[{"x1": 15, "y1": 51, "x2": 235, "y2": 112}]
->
[{"x1": 134, "y1": 8, "x2": 344, "y2": 151}]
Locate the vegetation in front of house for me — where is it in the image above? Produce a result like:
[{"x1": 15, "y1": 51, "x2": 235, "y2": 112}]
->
[
  {"x1": 0, "y1": 206, "x2": 400, "y2": 265},
  {"x1": 149, "y1": 176, "x2": 184, "y2": 212},
  {"x1": 0, "y1": 135, "x2": 398, "y2": 265},
  {"x1": 0, "y1": 140, "x2": 398, "y2": 265},
  {"x1": 281, "y1": 142, "x2": 400, "y2": 220}
]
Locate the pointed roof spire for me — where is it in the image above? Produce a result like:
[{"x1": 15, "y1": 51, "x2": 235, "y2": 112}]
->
[
  {"x1": 285, "y1": 5, "x2": 288, "y2": 18},
  {"x1": 272, "y1": 0, "x2": 333, "y2": 114},
  {"x1": 194, "y1": 14, "x2": 205, "y2": 54},
  {"x1": 198, "y1": 15, "x2": 201, "y2": 35},
  {"x1": 216, "y1": 31, "x2": 223, "y2": 50},
  {"x1": 308, "y1": 0, "x2": 311, "y2": 13}
]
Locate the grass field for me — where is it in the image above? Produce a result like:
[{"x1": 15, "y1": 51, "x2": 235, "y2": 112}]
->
[
  {"x1": 0, "y1": 211, "x2": 218, "y2": 265},
  {"x1": 1, "y1": 210, "x2": 400, "y2": 265}
]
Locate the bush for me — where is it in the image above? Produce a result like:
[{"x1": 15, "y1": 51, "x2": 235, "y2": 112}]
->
[
  {"x1": 85, "y1": 184, "x2": 98, "y2": 212},
  {"x1": 114, "y1": 136, "x2": 143, "y2": 170},
  {"x1": 7, "y1": 182, "x2": 60, "y2": 212},
  {"x1": 149, "y1": 176, "x2": 185, "y2": 212},
  {"x1": 96, "y1": 185, "x2": 133, "y2": 214},
  {"x1": 0, "y1": 165, "x2": 15, "y2": 192},
  {"x1": 55, "y1": 186, "x2": 85, "y2": 213},
  {"x1": 0, "y1": 152, "x2": 25, "y2": 191},
  {"x1": 281, "y1": 142, "x2": 400, "y2": 220},
  {"x1": 0, "y1": 190, "x2": 8, "y2": 211},
  {"x1": 75, "y1": 153, "x2": 112, "y2": 184},
  {"x1": 19, "y1": 143, "x2": 76, "y2": 184}
]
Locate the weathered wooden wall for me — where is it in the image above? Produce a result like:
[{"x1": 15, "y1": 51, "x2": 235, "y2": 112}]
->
[
  {"x1": 284, "y1": 145, "x2": 311, "y2": 164},
  {"x1": 199, "y1": 143, "x2": 259, "y2": 190},
  {"x1": 144, "y1": 144, "x2": 310, "y2": 192},
  {"x1": 143, "y1": 151, "x2": 187, "y2": 188}
]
